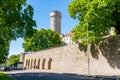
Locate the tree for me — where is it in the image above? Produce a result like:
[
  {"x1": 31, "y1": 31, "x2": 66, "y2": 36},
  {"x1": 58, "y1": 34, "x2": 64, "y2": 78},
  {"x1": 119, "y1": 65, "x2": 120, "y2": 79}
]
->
[
  {"x1": 5, "y1": 55, "x2": 20, "y2": 67},
  {"x1": 0, "y1": 37, "x2": 9, "y2": 63},
  {"x1": 22, "y1": 29, "x2": 62, "y2": 52},
  {"x1": 0, "y1": 0, "x2": 36, "y2": 63},
  {"x1": 68, "y1": 0, "x2": 120, "y2": 45}
]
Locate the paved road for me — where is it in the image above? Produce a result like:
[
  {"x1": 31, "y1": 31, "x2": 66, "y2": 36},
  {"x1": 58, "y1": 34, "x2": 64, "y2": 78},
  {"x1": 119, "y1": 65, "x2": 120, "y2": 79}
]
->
[{"x1": 5, "y1": 70, "x2": 120, "y2": 80}]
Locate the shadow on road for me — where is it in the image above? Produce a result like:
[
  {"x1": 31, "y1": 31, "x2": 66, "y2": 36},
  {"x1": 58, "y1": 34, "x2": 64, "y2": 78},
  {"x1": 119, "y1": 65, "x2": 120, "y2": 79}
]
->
[{"x1": 7, "y1": 72, "x2": 119, "y2": 80}]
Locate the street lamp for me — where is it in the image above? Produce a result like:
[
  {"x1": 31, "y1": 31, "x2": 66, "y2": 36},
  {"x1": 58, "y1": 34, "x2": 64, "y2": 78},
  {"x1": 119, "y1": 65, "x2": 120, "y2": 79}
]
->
[{"x1": 87, "y1": 0, "x2": 90, "y2": 76}]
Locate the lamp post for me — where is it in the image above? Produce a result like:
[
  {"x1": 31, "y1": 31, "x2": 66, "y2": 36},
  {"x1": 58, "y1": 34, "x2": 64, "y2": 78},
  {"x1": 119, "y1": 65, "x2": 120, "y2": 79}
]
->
[
  {"x1": 87, "y1": 19, "x2": 90, "y2": 76},
  {"x1": 87, "y1": 0, "x2": 90, "y2": 76}
]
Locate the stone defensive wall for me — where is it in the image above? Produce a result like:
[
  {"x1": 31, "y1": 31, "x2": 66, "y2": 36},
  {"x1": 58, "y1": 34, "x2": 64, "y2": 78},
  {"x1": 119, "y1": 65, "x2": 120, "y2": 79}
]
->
[{"x1": 23, "y1": 35, "x2": 120, "y2": 76}]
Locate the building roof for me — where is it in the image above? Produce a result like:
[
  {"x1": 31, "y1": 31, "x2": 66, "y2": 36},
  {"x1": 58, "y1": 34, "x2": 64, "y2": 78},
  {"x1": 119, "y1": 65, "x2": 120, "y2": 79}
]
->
[{"x1": 65, "y1": 32, "x2": 74, "y2": 37}]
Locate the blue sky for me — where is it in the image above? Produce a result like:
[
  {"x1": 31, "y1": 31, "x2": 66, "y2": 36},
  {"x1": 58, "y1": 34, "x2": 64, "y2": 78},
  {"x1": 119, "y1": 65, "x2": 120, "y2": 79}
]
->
[{"x1": 9, "y1": 0, "x2": 79, "y2": 56}]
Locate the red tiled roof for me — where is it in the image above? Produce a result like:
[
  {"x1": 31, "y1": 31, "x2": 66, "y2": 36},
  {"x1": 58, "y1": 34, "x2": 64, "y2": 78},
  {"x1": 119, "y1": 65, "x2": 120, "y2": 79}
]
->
[{"x1": 65, "y1": 32, "x2": 74, "y2": 37}]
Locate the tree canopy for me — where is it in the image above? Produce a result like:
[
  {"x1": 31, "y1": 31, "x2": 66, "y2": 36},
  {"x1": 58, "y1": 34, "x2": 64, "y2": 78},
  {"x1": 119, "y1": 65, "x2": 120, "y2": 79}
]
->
[
  {"x1": 68, "y1": 0, "x2": 120, "y2": 45},
  {"x1": 0, "y1": 0, "x2": 36, "y2": 63},
  {"x1": 5, "y1": 54, "x2": 19, "y2": 67},
  {"x1": 22, "y1": 29, "x2": 62, "y2": 52}
]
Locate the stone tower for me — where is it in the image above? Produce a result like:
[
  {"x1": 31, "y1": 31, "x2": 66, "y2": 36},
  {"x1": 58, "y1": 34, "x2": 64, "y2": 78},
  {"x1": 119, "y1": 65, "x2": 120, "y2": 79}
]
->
[{"x1": 50, "y1": 11, "x2": 61, "y2": 34}]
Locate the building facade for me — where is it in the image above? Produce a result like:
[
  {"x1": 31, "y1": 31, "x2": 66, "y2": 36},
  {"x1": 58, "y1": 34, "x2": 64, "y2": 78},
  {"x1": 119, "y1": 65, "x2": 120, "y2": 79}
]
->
[{"x1": 62, "y1": 32, "x2": 75, "y2": 45}]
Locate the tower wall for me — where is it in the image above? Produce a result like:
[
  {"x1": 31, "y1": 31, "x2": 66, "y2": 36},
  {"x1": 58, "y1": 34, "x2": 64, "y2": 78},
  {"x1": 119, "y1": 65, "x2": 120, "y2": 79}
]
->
[{"x1": 50, "y1": 11, "x2": 61, "y2": 34}]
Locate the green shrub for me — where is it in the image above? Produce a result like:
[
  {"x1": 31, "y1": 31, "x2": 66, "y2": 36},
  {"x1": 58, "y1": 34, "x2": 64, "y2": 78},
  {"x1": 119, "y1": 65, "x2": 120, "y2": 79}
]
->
[{"x1": 0, "y1": 72, "x2": 10, "y2": 80}]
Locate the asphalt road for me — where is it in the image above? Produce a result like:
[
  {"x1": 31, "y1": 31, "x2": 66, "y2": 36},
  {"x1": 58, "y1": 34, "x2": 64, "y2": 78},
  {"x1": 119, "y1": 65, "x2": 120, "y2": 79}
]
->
[{"x1": 5, "y1": 70, "x2": 120, "y2": 80}]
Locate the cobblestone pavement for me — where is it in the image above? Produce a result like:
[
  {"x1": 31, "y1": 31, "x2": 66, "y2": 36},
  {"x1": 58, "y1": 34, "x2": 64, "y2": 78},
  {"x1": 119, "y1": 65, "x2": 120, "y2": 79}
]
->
[{"x1": 5, "y1": 70, "x2": 120, "y2": 80}]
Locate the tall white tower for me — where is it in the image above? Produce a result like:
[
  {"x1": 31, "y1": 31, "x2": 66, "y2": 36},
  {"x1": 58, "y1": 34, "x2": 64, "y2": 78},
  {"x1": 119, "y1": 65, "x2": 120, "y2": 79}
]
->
[{"x1": 50, "y1": 11, "x2": 61, "y2": 34}]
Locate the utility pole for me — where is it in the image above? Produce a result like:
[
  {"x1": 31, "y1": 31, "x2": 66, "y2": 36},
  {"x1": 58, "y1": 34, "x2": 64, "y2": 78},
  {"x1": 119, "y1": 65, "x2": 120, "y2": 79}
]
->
[{"x1": 87, "y1": 0, "x2": 90, "y2": 76}]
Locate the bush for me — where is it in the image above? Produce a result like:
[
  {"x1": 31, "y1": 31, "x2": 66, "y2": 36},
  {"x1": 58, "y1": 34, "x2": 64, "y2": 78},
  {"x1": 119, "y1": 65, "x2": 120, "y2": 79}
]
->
[{"x1": 0, "y1": 72, "x2": 10, "y2": 80}]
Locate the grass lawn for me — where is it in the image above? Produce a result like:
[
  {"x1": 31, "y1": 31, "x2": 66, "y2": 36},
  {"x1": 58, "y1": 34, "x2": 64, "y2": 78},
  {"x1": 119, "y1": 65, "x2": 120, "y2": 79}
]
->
[{"x1": 0, "y1": 72, "x2": 10, "y2": 80}]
